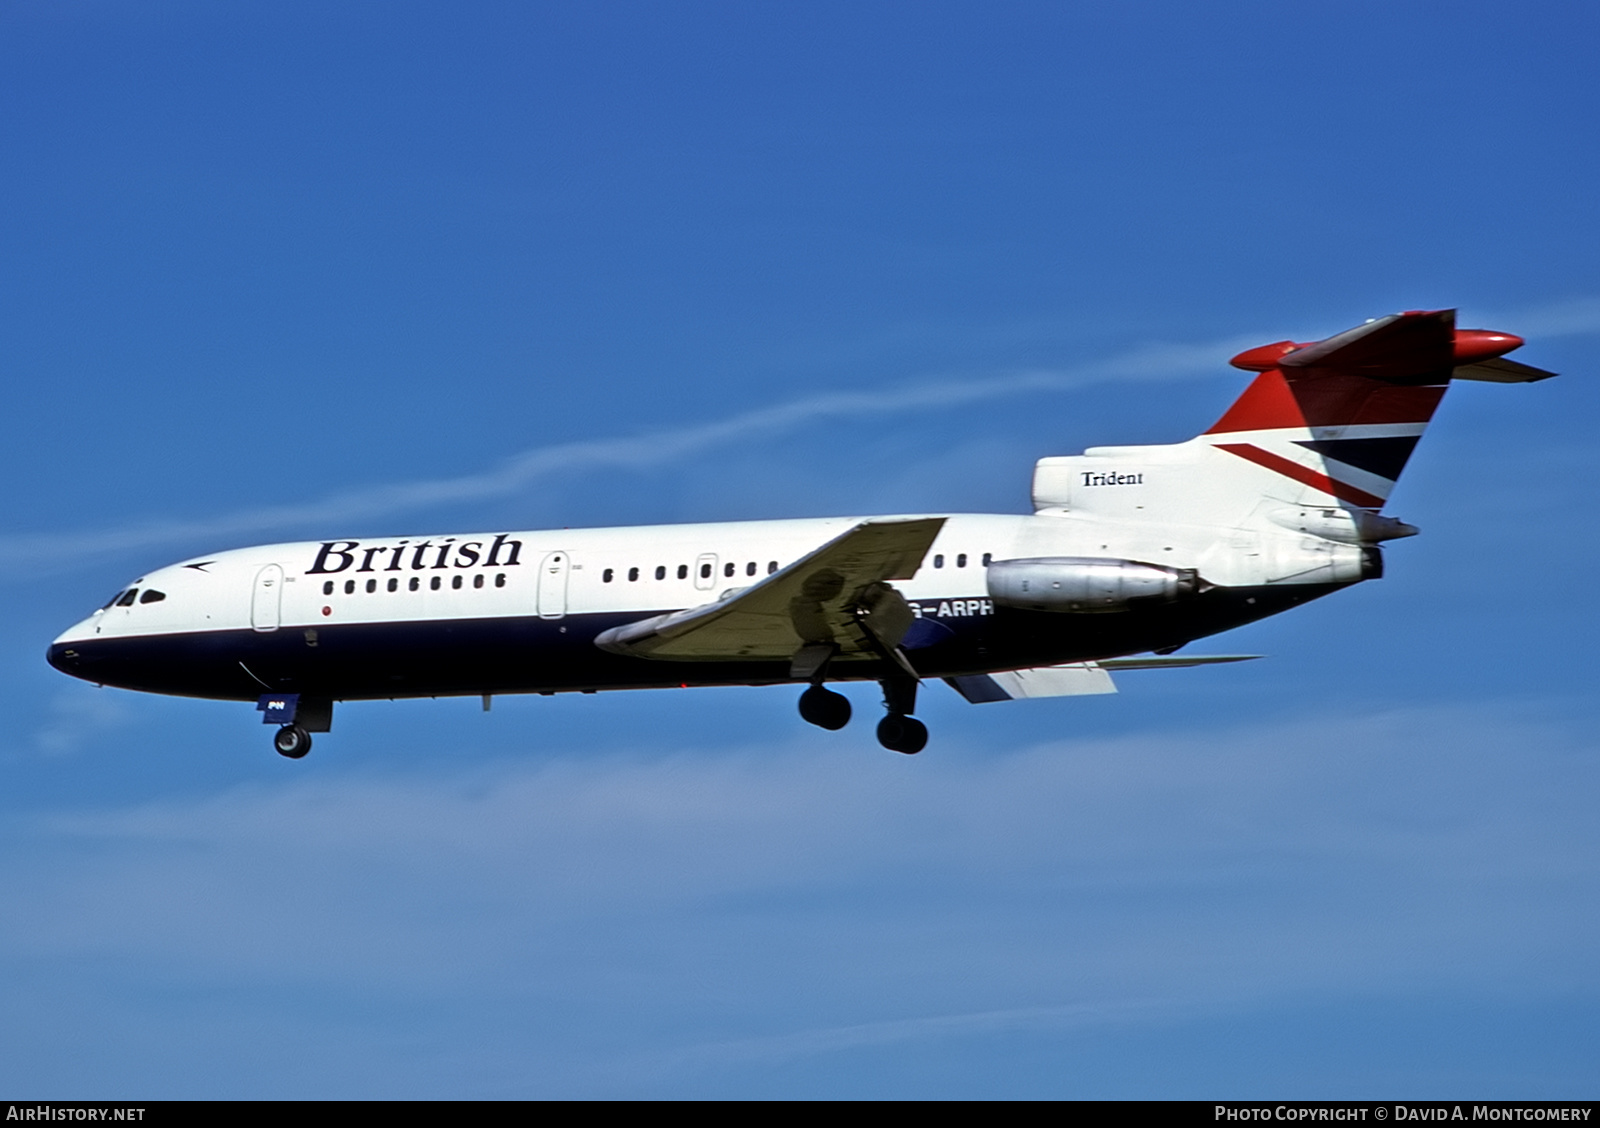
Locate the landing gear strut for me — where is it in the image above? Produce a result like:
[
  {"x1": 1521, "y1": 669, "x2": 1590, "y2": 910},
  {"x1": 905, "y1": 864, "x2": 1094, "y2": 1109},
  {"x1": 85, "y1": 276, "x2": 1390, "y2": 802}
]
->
[
  {"x1": 875, "y1": 675, "x2": 927, "y2": 754},
  {"x1": 798, "y1": 684, "x2": 852, "y2": 730},
  {"x1": 274, "y1": 724, "x2": 312, "y2": 759}
]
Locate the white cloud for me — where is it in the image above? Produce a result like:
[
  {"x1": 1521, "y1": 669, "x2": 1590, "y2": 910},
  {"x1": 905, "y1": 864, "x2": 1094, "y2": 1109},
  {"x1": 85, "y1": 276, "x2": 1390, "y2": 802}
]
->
[{"x1": 0, "y1": 701, "x2": 1593, "y2": 1095}]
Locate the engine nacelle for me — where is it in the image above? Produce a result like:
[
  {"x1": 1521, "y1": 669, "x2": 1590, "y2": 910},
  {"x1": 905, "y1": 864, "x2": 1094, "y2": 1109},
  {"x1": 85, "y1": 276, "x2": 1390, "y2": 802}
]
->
[
  {"x1": 1266, "y1": 505, "x2": 1418, "y2": 545},
  {"x1": 986, "y1": 557, "x2": 1202, "y2": 613}
]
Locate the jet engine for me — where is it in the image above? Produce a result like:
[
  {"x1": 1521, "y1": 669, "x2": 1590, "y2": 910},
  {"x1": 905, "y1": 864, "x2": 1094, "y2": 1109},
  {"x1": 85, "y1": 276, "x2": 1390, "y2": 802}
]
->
[{"x1": 986, "y1": 557, "x2": 1202, "y2": 613}]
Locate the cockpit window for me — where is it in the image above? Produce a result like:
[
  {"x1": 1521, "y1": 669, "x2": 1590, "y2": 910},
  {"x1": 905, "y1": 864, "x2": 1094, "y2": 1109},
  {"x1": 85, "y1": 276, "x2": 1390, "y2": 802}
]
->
[
  {"x1": 115, "y1": 589, "x2": 140, "y2": 607},
  {"x1": 139, "y1": 590, "x2": 166, "y2": 604},
  {"x1": 102, "y1": 591, "x2": 125, "y2": 609}
]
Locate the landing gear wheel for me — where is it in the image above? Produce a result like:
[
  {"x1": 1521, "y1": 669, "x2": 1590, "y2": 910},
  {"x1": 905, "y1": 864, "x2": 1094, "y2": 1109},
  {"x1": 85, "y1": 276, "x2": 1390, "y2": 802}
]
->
[
  {"x1": 876, "y1": 714, "x2": 928, "y2": 755},
  {"x1": 274, "y1": 724, "x2": 312, "y2": 759},
  {"x1": 798, "y1": 685, "x2": 852, "y2": 730}
]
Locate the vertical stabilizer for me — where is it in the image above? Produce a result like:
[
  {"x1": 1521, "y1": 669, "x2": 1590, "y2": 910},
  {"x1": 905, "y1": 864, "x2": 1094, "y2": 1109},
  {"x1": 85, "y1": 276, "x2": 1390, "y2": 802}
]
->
[
  {"x1": 1200, "y1": 309, "x2": 1462, "y2": 510},
  {"x1": 1034, "y1": 309, "x2": 1541, "y2": 527}
]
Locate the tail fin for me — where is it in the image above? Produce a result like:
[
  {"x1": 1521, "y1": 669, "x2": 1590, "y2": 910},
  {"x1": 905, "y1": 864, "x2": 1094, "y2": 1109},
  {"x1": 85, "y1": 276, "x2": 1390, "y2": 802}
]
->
[
  {"x1": 1198, "y1": 309, "x2": 1546, "y2": 509},
  {"x1": 1032, "y1": 308, "x2": 1551, "y2": 539}
]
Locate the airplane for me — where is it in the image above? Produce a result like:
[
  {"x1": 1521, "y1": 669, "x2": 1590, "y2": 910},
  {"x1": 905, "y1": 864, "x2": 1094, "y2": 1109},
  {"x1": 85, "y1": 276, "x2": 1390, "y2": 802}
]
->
[{"x1": 46, "y1": 309, "x2": 1553, "y2": 758}]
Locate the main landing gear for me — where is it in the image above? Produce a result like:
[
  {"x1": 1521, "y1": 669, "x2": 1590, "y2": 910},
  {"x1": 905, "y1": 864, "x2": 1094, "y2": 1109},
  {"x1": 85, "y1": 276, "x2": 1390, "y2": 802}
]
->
[
  {"x1": 875, "y1": 675, "x2": 926, "y2": 754},
  {"x1": 875, "y1": 714, "x2": 928, "y2": 755},
  {"x1": 795, "y1": 674, "x2": 928, "y2": 754},
  {"x1": 274, "y1": 724, "x2": 312, "y2": 759},
  {"x1": 798, "y1": 684, "x2": 852, "y2": 730}
]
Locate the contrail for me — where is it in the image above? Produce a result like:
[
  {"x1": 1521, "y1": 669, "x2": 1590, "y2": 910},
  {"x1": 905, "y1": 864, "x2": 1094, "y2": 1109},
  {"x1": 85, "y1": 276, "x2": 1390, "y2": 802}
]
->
[
  {"x1": 520, "y1": 995, "x2": 1199, "y2": 1093},
  {"x1": 7, "y1": 292, "x2": 1585, "y2": 584},
  {"x1": 0, "y1": 336, "x2": 1254, "y2": 581}
]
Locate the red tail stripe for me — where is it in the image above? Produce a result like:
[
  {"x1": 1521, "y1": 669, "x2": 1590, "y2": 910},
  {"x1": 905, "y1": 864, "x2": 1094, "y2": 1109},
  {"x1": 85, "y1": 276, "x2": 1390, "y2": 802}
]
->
[
  {"x1": 1214, "y1": 443, "x2": 1386, "y2": 508},
  {"x1": 1206, "y1": 371, "x2": 1446, "y2": 433}
]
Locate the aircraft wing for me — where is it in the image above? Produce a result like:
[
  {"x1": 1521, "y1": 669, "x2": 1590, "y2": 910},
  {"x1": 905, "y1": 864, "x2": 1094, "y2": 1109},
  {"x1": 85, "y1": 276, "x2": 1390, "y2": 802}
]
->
[
  {"x1": 594, "y1": 517, "x2": 946, "y2": 665},
  {"x1": 946, "y1": 653, "x2": 1260, "y2": 703}
]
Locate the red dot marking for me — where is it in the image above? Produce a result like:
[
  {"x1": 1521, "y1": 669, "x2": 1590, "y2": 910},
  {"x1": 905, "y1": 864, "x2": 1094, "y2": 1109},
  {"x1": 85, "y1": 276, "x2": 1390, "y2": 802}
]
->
[{"x1": 322, "y1": 606, "x2": 332, "y2": 616}]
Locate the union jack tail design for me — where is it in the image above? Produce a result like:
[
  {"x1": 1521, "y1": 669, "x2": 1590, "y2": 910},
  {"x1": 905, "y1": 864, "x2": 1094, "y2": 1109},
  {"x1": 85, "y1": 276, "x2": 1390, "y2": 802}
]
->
[{"x1": 1202, "y1": 309, "x2": 1542, "y2": 509}]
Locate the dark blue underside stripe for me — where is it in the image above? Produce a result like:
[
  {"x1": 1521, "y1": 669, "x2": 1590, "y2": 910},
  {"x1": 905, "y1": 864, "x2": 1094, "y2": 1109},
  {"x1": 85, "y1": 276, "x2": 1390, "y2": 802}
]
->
[{"x1": 48, "y1": 586, "x2": 1340, "y2": 703}]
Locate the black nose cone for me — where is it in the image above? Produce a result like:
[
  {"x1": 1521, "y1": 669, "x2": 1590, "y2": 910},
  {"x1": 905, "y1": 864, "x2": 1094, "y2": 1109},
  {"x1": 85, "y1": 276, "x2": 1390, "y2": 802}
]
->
[{"x1": 47, "y1": 642, "x2": 84, "y2": 678}]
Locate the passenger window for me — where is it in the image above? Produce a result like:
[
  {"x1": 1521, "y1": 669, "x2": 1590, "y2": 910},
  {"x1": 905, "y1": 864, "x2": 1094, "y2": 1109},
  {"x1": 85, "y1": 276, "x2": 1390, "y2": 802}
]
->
[
  {"x1": 139, "y1": 590, "x2": 166, "y2": 604},
  {"x1": 473, "y1": 574, "x2": 484, "y2": 589},
  {"x1": 745, "y1": 561, "x2": 756, "y2": 576},
  {"x1": 724, "y1": 562, "x2": 735, "y2": 577},
  {"x1": 933, "y1": 555, "x2": 944, "y2": 569},
  {"x1": 655, "y1": 566, "x2": 665, "y2": 581},
  {"x1": 768, "y1": 561, "x2": 778, "y2": 574},
  {"x1": 387, "y1": 578, "x2": 399, "y2": 592},
  {"x1": 117, "y1": 589, "x2": 139, "y2": 606},
  {"x1": 678, "y1": 565, "x2": 688, "y2": 580},
  {"x1": 452, "y1": 575, "x2": 463, "y2": 590},
  {"x1": 982, "y1": 552, "x2": 992, "y2": 566},
  {"x1": 700, "y1": 563, "x2": 712, "y2": 579},
  {"x1": 495, "y1": 573, "x2": 506, "y2": 588},
  {"x1": 628, "y1": 567, "x2": 639, "y2": 582},
  {"x1": 957, "y1": 553, "x2": 967, "y2": 568},
  {"x1": 430, "y1": 576, "x2": 441, "y2": 591},
  {"x1": 345, "y1": 580, "x2": 356, "y2": 594},
  {"x1": 323, "y1": 581, "x2": 334, "y2": 595},
  {"x1": 366, "y1": 579, "x2": 377, "y2": 593},
  {"x1": 409, "y1": 577, "x2": 420, "y2": 591},
  {"x1": 603, "y1": 569, "x2": 614, "y2": 583}
]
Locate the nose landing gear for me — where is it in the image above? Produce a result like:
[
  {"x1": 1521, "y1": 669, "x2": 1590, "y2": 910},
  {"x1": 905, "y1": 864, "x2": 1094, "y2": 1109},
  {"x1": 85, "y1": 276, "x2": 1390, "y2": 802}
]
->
[
  {"x1": 258, "y1": 695, "x2": 331, "y2": 759},
  {"x1": 273, "y1": 724, "x2": 312, "y2": 759}
]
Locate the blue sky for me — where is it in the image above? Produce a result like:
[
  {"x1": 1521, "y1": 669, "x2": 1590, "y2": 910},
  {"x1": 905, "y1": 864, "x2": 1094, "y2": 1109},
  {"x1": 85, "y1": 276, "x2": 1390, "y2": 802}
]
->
[{"x1": 3, "y1": 0, "x2": 1598, "y2": 1098}]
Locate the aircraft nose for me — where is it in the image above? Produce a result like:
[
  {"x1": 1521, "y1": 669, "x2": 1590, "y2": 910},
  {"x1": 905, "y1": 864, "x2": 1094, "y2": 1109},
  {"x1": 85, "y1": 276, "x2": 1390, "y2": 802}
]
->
[
  {"x1": 47, "y1": 640, "x2": 80, "y2": 675},
  {"x1": 47, "y1": 618, "x2": 101, "y2": 681}
]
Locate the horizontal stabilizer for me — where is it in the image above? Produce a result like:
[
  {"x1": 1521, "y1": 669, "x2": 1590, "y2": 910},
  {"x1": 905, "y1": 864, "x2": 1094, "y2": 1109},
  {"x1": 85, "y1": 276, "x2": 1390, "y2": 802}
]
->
[
  {"x1": 1277, "y1": 310, "x2": 1456, "y2": 382},
  {"x1": 945, "y1": 653, "x2": 1262, "y2": 704},
  {"x1": 1452, "y1": 356, "x2": 1557, "y2": 383},
  {"x1": 1235, "y1": 310, "x2": 1542, "y2": 385}
]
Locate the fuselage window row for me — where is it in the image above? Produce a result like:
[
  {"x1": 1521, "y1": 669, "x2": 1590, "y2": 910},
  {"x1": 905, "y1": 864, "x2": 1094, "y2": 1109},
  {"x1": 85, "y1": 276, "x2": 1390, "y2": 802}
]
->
[
  {"x1": 602, "y1": 560, "x2": 782, "y2": 584},
  {"x1": 323, "y1": 574, "x2": 506, "y2": 596},
  {"x1": 316, "y1": 553, "x2": 992, "y2": 591}
]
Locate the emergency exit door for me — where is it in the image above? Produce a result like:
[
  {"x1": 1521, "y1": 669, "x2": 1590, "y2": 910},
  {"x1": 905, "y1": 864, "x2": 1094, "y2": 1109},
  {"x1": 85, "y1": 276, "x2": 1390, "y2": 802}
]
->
[{"x1": 694, "y1": 553, "x2": 717, "y2": 591}]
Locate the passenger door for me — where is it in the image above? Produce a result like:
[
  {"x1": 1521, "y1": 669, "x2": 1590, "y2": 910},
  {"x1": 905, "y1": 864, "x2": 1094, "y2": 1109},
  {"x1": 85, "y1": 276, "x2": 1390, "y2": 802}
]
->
[
  {"x1": 251, "y1": 564, "x2": 283, "y2": 632},
  {"x1": 537, "y1": 551, "x2": 569, "y2": 619}
]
